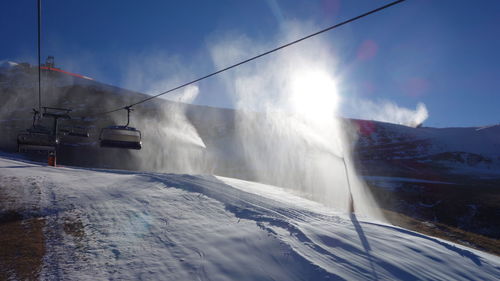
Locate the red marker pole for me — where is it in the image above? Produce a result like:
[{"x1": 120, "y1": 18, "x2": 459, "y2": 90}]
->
[{"x1": 48, "y1": 151, "x2": 56, "y2": 167}]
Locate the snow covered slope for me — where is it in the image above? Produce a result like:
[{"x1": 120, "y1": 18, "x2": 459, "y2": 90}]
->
[
  {"x1": 353, "y1": 120, "x2": 500, "y2": 179},
  {"x1": 0, "y1": 154, "x2": 498, "y2": 280}
]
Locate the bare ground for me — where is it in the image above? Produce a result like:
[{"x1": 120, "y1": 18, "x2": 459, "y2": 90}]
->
[{"x1": 0, "y1": 176, "x2": 45, "y2": 281}]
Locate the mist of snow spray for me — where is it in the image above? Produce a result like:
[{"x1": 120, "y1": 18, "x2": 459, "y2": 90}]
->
[
  {"x1": 209, "y1": 24, "x2": 383, "y2": 218},
  {"x1": 131, "y1": 85, "x2": 209, "y2": 174}
]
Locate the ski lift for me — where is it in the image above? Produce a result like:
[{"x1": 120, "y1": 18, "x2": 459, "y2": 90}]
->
[
  {"x1": 60, "y1": 125, "x2": 90, "y2": 138},
  {"x1": 17, "y1": 131, "x2": 58, "y2": 152},
  {"x1": 17, "y1": 109, "x2": 58, "y2": 152},
  {"x1": 99, "y1": 107, "x2": 142, "y2": 150}
]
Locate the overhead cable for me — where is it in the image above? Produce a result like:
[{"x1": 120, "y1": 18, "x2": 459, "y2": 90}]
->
[
  {"x1": 37, "y1": 0, "x2": 42, "y2": 114},
  {"x1": 92, "y1": 0, "x2": 406, "y2": 116}
]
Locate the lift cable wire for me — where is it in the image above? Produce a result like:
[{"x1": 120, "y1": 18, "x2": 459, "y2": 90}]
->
[
  {"x1": 86, "y1": 0, "x2": 406, "y2": 117},
  {"x1": 37, "y1": 0, "x2": 42, "y2": 115}
]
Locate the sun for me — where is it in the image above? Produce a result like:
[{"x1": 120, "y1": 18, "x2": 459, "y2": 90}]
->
[{"x1": 289, "y1": 69, "x2": 340, "y2": 123}]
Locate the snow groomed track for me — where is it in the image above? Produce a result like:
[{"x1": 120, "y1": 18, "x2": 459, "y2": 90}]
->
[{"x1": 0, "y1": 155, "x2": 499, "y2": 280}]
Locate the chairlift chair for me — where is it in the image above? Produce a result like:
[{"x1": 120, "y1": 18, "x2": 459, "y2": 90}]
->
[
  {"x1": 17, "y1": 131, "x2": 58, "y2": 152},
  {"x1": 99, "y1": 126, "x2": 142, "y2": 149},
  {"x1": 99, "y1": 107, "x2": 142, "y2": 150},
  {"x1": 17, "y1": 109, "x2": 58, "y2": 152},
  {"x1": 70, "y1": 126, "x2": 90, "y2": 138},
  {"x1": 61, "y1": 125, "x2": 90, "y2": 138}
]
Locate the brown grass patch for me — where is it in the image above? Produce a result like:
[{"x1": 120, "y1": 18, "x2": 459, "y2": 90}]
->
[
  {"x1": 0, "y1": 177, "x2": 46, "y2": 280},
  {"x1": 0, "y1": 211, "x2": 46, "y2": 280},
  {"x1": 384, "y1": 209, "x2": 500, "y2": 256}
]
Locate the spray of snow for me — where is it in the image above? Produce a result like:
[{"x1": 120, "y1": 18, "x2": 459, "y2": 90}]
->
[
  {"x1": 154, "y1": 85, "x2": 205, "y2": 149},
  {"x1": 118, "y1": 51, "x2": 207, "y2": 173},
  {"x1": 344, "y1": 99, "x2": 429, "y2": 127},
  {"x1": 131, "y1": 86, "x2": 207, "y2": 174},
  {"x1": 208, "y1": 21, "x2": 382, "y2": 218}
]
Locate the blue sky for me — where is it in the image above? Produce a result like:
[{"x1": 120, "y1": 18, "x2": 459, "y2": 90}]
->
[{"x1": 1, "y1": 0, "x2": 499, "y2": 127}]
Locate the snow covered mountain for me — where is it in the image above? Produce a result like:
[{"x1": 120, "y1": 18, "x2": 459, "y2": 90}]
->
[
  {"x1": 1, "y1": 154, "x2": 499, "y2": 280},
  {"x1": 2, "y1": 61, "x2": 499, "y2": 179},
  {"x1": 353, "y1": 119, "x2": 500, "y2": 179},
  {"x1": 1, "y1": 60, "x2": 499, "y2": 256}
]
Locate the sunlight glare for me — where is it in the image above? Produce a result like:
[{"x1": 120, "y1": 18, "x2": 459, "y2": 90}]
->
[{"x1": 289, "y1": 69, "x2": 339, "y2": 123}]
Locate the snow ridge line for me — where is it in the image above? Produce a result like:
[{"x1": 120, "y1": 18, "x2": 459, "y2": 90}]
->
[{"x1": 146, "y1": 174, "x2": 353, "y2": 278}]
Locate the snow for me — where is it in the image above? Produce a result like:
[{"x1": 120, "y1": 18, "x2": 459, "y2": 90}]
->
[
  {"x1": 423, "y1": 125, "x2": 500, "y2": 155},
  {"x1": 358, "y1": 120, "x2": 500, "y2": 157},
  {"x1": 0, "y1": 154, "x2": 499, "y2": 280},
  {"x1": 0, "y1": 60, "x2": 123, "y2": 93},
  {"x1": 0, "y1": 60, "x2": 19, "y2": 71}
]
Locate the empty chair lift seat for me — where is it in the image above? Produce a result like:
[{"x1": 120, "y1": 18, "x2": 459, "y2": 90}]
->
[
  {"x1": 99, "y1": 126, "x2": 142, "y2": 150},
  {"x1": 17, "y1": 132, "x2": 58, "y2": 151},
  {"x1": 61, "y1": 126, "x2": 90, "y2": 138}
]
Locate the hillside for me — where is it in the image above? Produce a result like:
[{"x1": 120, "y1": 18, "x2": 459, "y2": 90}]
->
[
  {"x1": 350, "y1": 119, "x2": 500, "y2": 242},
  {"x1": 2, "y1": 62, "x2": 499, "y2": 177},
  {"x1": 1, "y1": 61, "x2": 499, "y2": 254},
  {"x1": 353, "y1": 119, "x2": 500, "y2": 180},
  {"x1": 1, "y1": 154, "x2": 499, "y2": 280}
]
